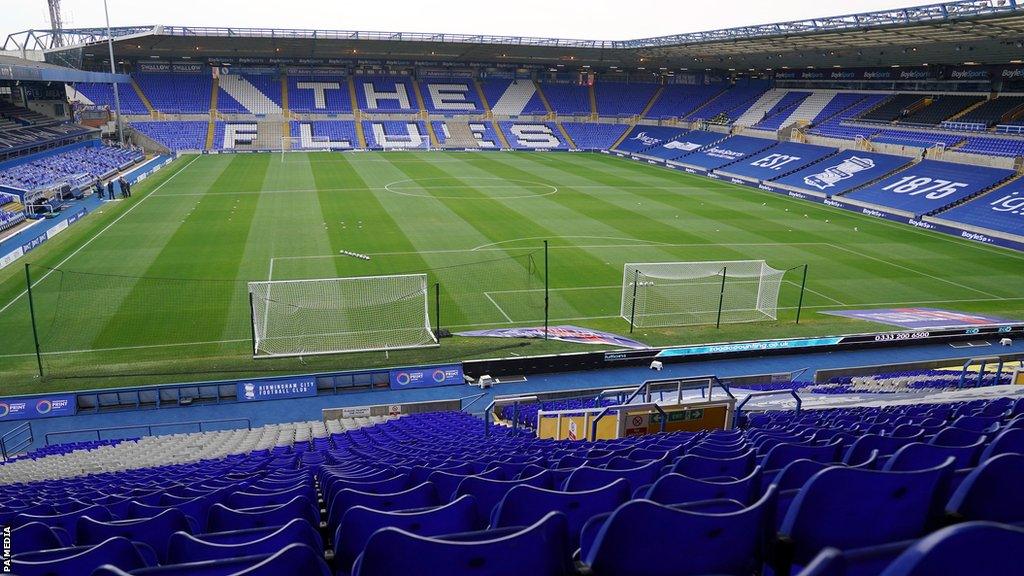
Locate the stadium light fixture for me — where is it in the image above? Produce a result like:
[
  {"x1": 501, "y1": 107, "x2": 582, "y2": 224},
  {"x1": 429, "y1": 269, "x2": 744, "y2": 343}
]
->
[{"x1": 102, "y1": 0, "x2": 125, "y2": 146}]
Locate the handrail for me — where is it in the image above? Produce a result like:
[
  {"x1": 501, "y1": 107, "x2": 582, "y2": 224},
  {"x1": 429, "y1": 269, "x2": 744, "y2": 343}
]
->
[
  {"x1": 483, "y1": 395, "x2": 538, "y2": 437},
  {"x1": 1, "y1": 422, "x2": 33, "y2": 462},
  {"x1": 459, "y1": 392, "x2": 488, "y2": 413},
  {"x1": 44, "y1": 418, "x2": 252, "y2": 446},
  {"x1": 960, "y1": 356, "x2": 1003, "y2": 389},
  {"x1": 623, "y1": 375, "x2": 736, "y2": 406},
  {"x1": 590, "y1": 401, "x2": 668, "y2": 442},
  {"x1": 734, "y1": 389, "x2": 803, "y2": 427}
]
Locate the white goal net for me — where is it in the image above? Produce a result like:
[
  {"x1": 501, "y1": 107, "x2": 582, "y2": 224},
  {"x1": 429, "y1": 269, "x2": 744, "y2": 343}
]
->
[
  {"x1": 620, "y1": 261, "x2": 785, "y2": 328},
  {"x1": 248, "y1": 274, "x2": 437, "y2": 357}
]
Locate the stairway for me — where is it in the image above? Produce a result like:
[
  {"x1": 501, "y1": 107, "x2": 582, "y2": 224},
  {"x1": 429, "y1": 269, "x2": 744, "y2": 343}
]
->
[
  {"x1": 131, "y1": 79, "x2": 157, "y2": 116},
  {"x1": 205, "y1": 76, "x2": 219, "y2": 150},
  {"x1": 638, "y1": 86, "x2": 665, "y2": 119},
  {"x1": 781, "y1": 91, "x2": 837, "y2": 127},
  {"x1": 443, "y1": 121, "x2": 480, "y2": 149}
]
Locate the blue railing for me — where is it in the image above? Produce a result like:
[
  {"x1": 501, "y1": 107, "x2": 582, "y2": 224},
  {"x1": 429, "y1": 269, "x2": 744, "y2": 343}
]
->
[
  {"x1": 44, "y1": 417, "x2": 252, "y2": 446},
  {"x1": 734, "y1": 389, "x2": 803, "y2": 427},
  {"x1": 0, "y1": 422, "x2": 33, "y2": 461}
]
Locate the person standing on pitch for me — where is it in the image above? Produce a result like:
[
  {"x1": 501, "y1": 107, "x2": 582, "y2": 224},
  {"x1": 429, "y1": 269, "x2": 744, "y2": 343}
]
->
[
  {"x1": 94, "y1": 178, "x2": 104, "y2": 200},
  {"x1": 107, "y1": 179, "x2": 115, "y2": 199},
  {"x1": 119, "y1": 177, "x2": 131, "y2": 198}
]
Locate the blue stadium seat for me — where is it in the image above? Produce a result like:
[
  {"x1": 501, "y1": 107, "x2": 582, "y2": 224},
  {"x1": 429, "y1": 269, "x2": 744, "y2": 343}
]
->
[
  {"x1": 11, "y1": 537, "x2": 153, "y2": 576},
  {"x1": 127, "y1": 496, "x2": 211, "y2": 533},
  {"x1": 77, "y1": 508, "x2": 192, "y2": 563},
  {"x1": 207, "y1": 495, "x2": 318, "y2": 532},
  {"x1": 978, "y1": 428, "x2": 1024, "y2": 461},
  {"x1": 91, "y1": 543, "x2": 331, "y2": 576},
  {"x1": 884, "y1": 441, "x2": 984, "y2": 471},
  {"x1": 428, "y1": 469, "x2": 503, "y2": 501},
  {"x1": 227, "y1": 485, "x2": 315, "y2": 509},
  {"x1": 327, "y1": 482, "x2": 440, "y2": 531},
  {"x1": 13, "y1": 504, "x2": 112, "y2": 538},
  {"x1": 762, "y1": 442, "x2": 842, "y2": 471},
  {"x1": 334, "y1": 496, "x2": 478, "y2": 576},
  {"x1": 776, "y1": 461, "x2": 952, "y2": 574},
  {"x1": 454, "y1": 470, "x2": 552, "y2": 524},
  {"x1": 583, "y1": 487, "x2": 776, "y2": 576},
  {"x1": 946, "y1": 453, "x2": 1024, "y2": 523},
  {"x1": 929, "y1": 427, "x2": 987, "y2": 447},
  {"x1": 563, "y1": 459, "x2": 663, "y2": 492},
  {"x1": 877, "y1": 522, "x2": 1024, "y2": 576},
  {"x1": 10, "y1": 521, "x2": 71, "y2": 553},
  {"x1": 167, "y1": 517, "x2": 322, "y2": 562},
  {"x1": 669, "y1": 449, "x2": 756, "y2": 480},
  {"x1": 352, "y1": 511, "x2": 572, "y2": 576},
  {"x1": 843, "y1": 434, "x2": 919, "y2": 465},
  {"x1": 642, "y1": 468, "x2": 761, "y2": 505},
  {"x1": 491, "y1": 479, "x2": 630, "y2": 549}
]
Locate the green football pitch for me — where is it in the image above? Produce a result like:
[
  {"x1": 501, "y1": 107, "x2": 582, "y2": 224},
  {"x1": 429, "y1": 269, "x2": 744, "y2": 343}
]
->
[{"x1": 1, "y1": 151, "x2": 1022, "y2": 394}]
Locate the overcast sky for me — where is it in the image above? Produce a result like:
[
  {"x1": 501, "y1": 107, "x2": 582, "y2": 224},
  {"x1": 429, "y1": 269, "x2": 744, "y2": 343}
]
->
[{"x1": 5, "y1": 0, "x2": 932, "y2": 41}]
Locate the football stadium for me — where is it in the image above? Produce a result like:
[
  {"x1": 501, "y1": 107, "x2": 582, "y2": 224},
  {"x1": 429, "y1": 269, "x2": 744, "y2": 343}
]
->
[{"x1": 1, "y1": 0, "x2": 1024, "y2": 573}]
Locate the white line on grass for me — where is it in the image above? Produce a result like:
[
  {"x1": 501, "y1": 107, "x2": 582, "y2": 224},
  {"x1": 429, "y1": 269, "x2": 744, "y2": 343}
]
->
[
  {"x1": 0, "y1": 155, "x2": 201, "y2": 317},
  {"x1": 784, "y1": 279, "x2": 846, "y2": 306},
  {"x1": 827, "y1": 243, "x2": 1002, "y2": 299},
  {"x1": 272, "y1": 242, "x2": 834, "y2": 261},
  {"x1": 483, "y1": 292, "x2": 514, "y2": 323}
]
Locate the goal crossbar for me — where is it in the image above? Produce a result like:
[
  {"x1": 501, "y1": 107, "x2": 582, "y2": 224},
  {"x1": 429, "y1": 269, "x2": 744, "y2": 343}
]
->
[
  {"x1": 248, "y1": 273, "x2": 437, "y2": 358},
  {"x1": 621, "y1": 260, "x2": 785, "y2": 329}
]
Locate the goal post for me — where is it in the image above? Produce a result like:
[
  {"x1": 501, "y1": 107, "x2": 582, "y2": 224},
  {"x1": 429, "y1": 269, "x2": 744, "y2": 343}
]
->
[
  {"x1": 621, "y1": 261, "x2": 785, "y2": 329},
  {"x1": 248, "y1": 274, "x2": 437, "y2": 358}
]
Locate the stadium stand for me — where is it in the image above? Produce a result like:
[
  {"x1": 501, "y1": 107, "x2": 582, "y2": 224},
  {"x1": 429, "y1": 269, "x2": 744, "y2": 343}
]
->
[
  {"x1": 594, "y1": 82, "x2": 659, "y2": 117},
  {"x1": 290, "y1": 121, "x2": 359, "y2": 150},
  {"x1": 286, "y1": 75, "x2": 352, "y2": 113},
  {"x1": 354, "y1": 76, "x2": 417, "y2": 113},
  {"x1": 842, "y1": 159, "x2": 1013, "y2": 215},
  {"x1": 858, "y1": 93, "x2": 924, "y2": 122},
  {"x1": 684, "y1": 81, "x2": 770, "y2": 122},
  {"x1": 643, "y1": 83, "x2": 726, "y2": 120},
  {"x1": 717, "y1": 142, "x2": 838, "y2": 182},
  {"x1": 958, "y1": 136, "x2": 1024, "y2": 157},
  {"x1": 538, "y1": 82, "x2": 591, "y2": 116},
  {"x1": 641, "y1": 130, "x2": 725, "y2": 161},
  {"x1": 770, "y1": 150, "x2": 914, "y2": 195},
  {"x1": 130, "y1": 121, "x2": 208, "y2": 151},
  {"x1": 432, "y1": 120, "x2": 502, "y2": 149},
  {"x1": 481, "y1": 79, "x2": 549, "y2": 116},
  {"x1": 68, "y1": 83, "x2": 149, "y2": 115},
  {"x1": 870, "y1": 128, "x2": 964, "y2": 149},
  {"x1": 561, "y1": 123, "x2": 627, "y2": 150},
  {"x1": 750, "y1": 91, "x2": 811, "y2": 130},
  {"x1": 2, "y1": 394, "x2": 1023, "y2": 576},
  {"x1": 670, "y1": 134, "x2": 776, "y2": 170},
  {"x1": 362, "y1": 121, "x2": 429, "y2": 148},
  {"x1": 421, "y1": 79, "x2": 484, "y2": 114},
  {"x1": 955, "y1": 95, "x2": 1024, "y2": 127},
  {"x1": 132, "y1": 73, "x2": 212, "y2": 114},
  {"x1": 901, "y1": 95, "x2": 984, "y2": 125},
  {"x1": 612, "y1": 125, "x2": 689, "y2": 154},
  {"x1": 218, "y1": 73, "x2": 283, "y2": 115},
  {"x1": 0, "y1": 144, "x2": 143, "y2": 192},
  {"x1": 499, "y1": 122, "x2": 568, "y2": 149},
  {"x1": 934, "y1": 178, "x2": 1024, "y2": 237}
]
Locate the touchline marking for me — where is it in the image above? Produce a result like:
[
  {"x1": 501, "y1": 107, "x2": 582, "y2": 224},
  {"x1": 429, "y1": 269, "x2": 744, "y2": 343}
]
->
[
  {"x1": 3, "y1": 294, "x2": 1022, "y2": 358},
  {"x1": 483, "y1": 292, "x2": 514, "y2": 323},
  {"x1": 273, "y1": 242, "x2": 834, "y2": 261},
  {"x1": 827, "y1": 243, "x2": 1003, "y2": 299},
  {"x1": 0, "y1": 155, "x2": 201, "y2": 317},
  {"x1": 145, "y1": 184, "x2": 726, "y2": 197}
]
